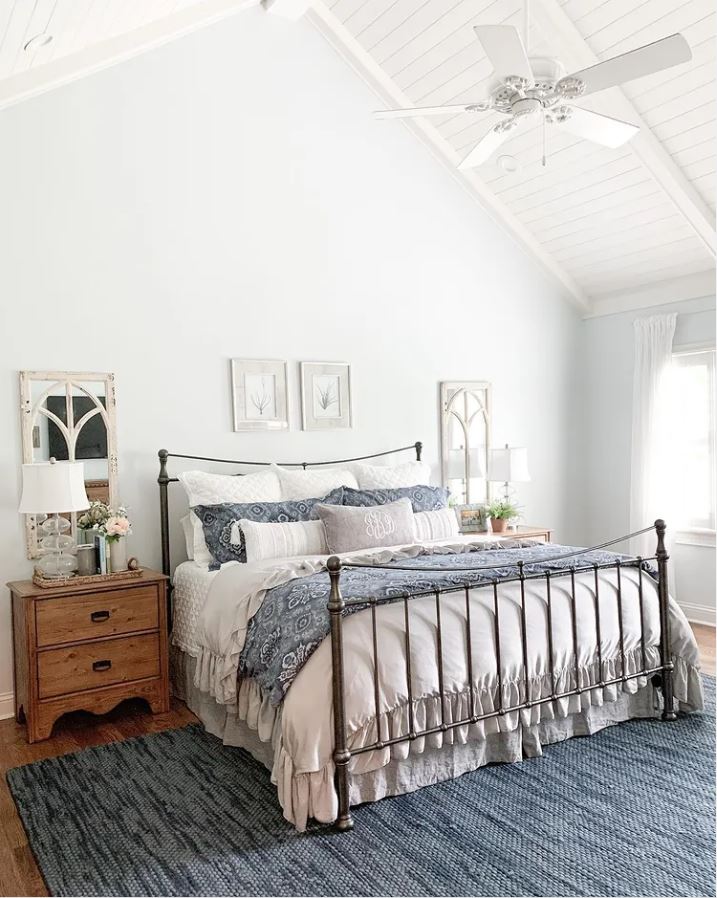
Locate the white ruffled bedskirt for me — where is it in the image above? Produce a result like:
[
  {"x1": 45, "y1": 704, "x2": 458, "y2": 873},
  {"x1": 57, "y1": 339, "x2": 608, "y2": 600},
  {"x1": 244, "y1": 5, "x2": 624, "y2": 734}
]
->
[{"x1": 173, "y1": 646, "x2": 703, "y2": 832}]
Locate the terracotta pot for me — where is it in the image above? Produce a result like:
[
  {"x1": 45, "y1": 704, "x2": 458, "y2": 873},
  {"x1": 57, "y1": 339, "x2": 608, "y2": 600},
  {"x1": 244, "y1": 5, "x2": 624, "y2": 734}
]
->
[{"x1": 490, "y1": 518, "x2": 508, "y2": 534}]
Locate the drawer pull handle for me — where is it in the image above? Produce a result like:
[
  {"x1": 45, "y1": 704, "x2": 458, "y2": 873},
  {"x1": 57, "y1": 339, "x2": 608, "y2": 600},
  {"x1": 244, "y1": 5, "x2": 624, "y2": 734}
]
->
[
  {"x1": 92, "y1": 660, "x2": 112, "y2": 672},
  {"x1": 90, "y1": 610, "x2": 110, "y2": 623}
]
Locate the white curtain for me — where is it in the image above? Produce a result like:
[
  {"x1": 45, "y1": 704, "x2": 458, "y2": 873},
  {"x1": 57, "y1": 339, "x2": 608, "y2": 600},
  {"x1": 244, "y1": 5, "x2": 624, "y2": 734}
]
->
[{"x1": 629, "y1": 313, "x2": 677, "y2": 559}]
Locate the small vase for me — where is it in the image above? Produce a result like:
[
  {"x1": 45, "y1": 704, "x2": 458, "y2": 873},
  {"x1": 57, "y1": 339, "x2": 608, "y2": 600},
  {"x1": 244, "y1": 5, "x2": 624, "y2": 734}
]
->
[
  {"x1": 109, "y1": 537, "x2": 128, "y2": 573},
  {"x1": 490, "y1": 518, "x2": 508, "y2": 534}
]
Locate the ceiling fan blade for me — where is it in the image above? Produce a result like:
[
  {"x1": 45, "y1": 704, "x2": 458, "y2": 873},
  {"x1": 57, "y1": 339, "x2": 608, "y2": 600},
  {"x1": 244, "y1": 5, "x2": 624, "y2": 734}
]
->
[
  {"x1": 373, "y1": 103, "x2": 487, "y2": 120},
  {"x1": 473, "y1": 25, "x2": 533, "y2": 82},
  {"x1": 556, "y1": 107, "x2": 639, "y2": 148},
  {"x1": 563, "y1": 33, "x2": 692, "y2": 97},
  {"x1": 458, "y1": 123, "x2": 514, "y2": 170}
]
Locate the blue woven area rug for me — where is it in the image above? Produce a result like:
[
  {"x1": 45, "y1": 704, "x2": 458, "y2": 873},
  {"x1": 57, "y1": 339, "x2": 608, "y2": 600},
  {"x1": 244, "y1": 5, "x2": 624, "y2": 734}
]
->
[{"x1": 7, "y1": 678, "x2": 715, "y2": 897}]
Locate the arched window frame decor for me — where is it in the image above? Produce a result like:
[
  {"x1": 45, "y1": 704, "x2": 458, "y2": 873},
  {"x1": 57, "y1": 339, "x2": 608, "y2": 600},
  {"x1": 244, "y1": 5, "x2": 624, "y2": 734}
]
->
[{"x1": 19, "y1": 371, "x2": 118, "y2": 559}]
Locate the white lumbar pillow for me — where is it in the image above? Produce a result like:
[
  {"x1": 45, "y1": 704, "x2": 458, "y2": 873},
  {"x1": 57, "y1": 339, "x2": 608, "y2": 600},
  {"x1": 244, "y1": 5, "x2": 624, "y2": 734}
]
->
[
  {"x1": 354, "y1": 460, "x2": 431, "y2": 490},
  {"x1": 271, "y1": 464, "x2": 358, "y2": 500},
  {"x1": 180, "y1": 514, "x2": 194, "y2": 560},
  {"x1": 240, "y1": 519, "x2": 328, "y2": 562},
  {"x1": 178, "y1": 468, "x2": 282, "y2": 564},
  {"x1": 413, "y1": 508, "x2": 459, "y2": 542}
]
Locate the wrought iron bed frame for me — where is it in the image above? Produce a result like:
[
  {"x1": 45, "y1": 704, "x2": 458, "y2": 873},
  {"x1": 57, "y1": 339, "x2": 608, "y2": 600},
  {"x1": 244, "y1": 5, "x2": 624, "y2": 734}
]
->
[{"x1": 157, "y1": 441, "x2": 676, "y2": 834}]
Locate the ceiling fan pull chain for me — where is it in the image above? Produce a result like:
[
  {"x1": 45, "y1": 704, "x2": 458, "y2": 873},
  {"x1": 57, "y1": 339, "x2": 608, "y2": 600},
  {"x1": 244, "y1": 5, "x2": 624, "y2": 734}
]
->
[{"x1": 542, "y1": 107, "x2": 547, "y2": 167}]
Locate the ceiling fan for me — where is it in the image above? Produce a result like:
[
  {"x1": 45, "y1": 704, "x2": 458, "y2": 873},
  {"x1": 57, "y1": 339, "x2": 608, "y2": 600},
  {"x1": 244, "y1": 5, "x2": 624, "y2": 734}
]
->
[{"x1": 374, "y1": 20, "x2": 692, "y2": 170}]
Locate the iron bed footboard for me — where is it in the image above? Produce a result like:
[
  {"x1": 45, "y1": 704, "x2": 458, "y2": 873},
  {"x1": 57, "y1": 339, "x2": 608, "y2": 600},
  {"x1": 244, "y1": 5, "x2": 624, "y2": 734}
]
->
[{"x1": 326, "y1": 520, "x2": 677, "y2": 832}]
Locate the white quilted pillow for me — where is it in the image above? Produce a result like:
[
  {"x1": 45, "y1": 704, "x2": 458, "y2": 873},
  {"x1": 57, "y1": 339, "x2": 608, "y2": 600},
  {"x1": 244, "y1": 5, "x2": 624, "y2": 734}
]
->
[
  {"x1": 241, "y1": 519, "x2": 328, "y2": 562},
  {"x1": 354, "y1": 460, "x2": 431, "y2": 490},
  {"x1": 271, "y1": 464, "x2": 358, "y2": 500},
  {"x1": 413, "y1": 508, "x2": 459, "y2": 542},
  {"x1": 178, "y1": 468, "x2": 281, "y2": 506},
  {"x1": 178, "y1": 469, "x2": 281, "y2": 563}
]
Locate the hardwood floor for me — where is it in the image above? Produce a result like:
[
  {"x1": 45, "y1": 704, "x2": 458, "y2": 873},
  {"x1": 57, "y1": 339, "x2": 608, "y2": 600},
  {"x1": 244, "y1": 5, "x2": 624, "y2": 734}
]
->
[{"x1": 0, "y1": 624, "x2": 714, "y2": 897}]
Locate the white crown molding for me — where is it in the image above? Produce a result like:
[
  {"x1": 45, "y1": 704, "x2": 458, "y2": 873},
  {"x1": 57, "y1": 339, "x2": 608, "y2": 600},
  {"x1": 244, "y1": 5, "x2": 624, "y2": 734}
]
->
[
  {"x1": 584, "y1": 269, "x2": 716, "y2": 318},
  {"x1": 307, "y1": 1, "x2": 590, "y2": 311},
  {"x1": 530, "y1": 0, "x2": 717, "y2": 259},
  {"x1": 0, "y1": 0, "x2": 261, "y2": 113}
]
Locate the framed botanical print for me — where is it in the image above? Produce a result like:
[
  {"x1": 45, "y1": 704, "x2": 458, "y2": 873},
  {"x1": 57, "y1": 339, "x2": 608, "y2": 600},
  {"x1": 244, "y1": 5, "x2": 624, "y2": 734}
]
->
[
  {"x1": 300, "y1": 362, "x2": 352, "y2": 431},
  {"x1": 231, "y1": 359, "x2": 289, "y2": 431}
]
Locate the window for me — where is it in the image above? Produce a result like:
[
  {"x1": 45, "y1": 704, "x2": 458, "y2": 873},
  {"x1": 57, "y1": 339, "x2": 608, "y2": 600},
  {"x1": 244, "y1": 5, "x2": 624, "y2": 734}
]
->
[{"x1": 671, "y1": 348, "x2": 716, "y2": 532}]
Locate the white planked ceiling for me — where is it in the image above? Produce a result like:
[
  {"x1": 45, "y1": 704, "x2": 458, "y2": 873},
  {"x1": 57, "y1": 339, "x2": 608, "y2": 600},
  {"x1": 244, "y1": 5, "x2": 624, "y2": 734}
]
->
[
  {"x1": 0, "y1": 0, "x2": 207, "y2": 79},
  {"x1": 0, "y1": 0, "x2": 714, "y2": 310},
  {"x1": 318, "y1": 0, "x2": 716, "y2": 305}
]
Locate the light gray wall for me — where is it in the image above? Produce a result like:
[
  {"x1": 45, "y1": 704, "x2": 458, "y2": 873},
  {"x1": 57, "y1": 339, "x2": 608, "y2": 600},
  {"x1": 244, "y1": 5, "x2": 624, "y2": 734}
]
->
[
  {"x1": 0, "y1": 9, "x2": 583, "y2": 706},
  {"x1": 582, "y1": 295, "x2": 716, "y2": 624}
]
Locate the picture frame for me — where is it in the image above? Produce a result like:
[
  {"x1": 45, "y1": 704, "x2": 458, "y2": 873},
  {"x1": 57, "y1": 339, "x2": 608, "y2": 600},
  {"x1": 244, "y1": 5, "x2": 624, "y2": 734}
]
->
[
  {"x1": 300, "y1": 361, "x2": 352, "y2": 431},
  {"x1": 455, "y1": 503, "x2": 488, "y2": 533},
  {"x1": 231, "y1": 359, "x2": 289, "y2": 432}
]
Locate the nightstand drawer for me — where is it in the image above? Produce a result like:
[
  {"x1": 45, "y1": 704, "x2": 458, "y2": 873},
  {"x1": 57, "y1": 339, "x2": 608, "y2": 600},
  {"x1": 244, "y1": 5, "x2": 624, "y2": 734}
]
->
[
  {"x1": 36, "y1": 586, "x2": 159, "y2": 647},
  {"x1": 38, "y1": 633, "x2": 161, "y2": 698}
]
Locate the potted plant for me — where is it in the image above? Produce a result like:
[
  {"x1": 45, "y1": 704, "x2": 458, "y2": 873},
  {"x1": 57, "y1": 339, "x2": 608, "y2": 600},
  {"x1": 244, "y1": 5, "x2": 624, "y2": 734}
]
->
[
  {"x1": 77, "y1": 502, "x2": 131, "y2": 572},
  {"x1": 486, "y1": 499, "x2": 520, "y2": 534}
]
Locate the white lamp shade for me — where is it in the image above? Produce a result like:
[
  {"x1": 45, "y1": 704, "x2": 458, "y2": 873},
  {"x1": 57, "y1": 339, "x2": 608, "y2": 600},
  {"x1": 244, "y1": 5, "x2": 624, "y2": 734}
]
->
[
  {"x1": 19, "y1": 461, "x2": 90, "y2": 514},
  {"x1": 488, "y1": 447, "x2": 530, "y2": 483},
  {"x1": 447, "y1": 447, "x2": 486, "y2": 479}
]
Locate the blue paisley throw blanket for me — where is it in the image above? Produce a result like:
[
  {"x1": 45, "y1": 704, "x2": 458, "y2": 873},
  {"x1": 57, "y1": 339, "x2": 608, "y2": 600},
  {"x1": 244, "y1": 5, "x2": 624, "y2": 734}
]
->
[{"x1": 237, "y1": 542, "x2": 647, "y2": 705}]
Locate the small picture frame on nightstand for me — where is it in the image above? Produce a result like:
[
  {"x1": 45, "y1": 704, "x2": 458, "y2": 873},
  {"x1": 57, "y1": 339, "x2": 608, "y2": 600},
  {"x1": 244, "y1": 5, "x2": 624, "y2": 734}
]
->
[{"x1": 455, "y1": 503, "x2": 488, "y2": 533}]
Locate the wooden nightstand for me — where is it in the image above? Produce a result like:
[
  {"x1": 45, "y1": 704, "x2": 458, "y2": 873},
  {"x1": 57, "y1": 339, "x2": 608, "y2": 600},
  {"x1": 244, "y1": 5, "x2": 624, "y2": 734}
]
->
[
  {"x1": 462, "y1": 526, "x2": 553, "y2": 542},
  {"x1": 9, "y1": 569, "x2": 170, "y2": 743}
]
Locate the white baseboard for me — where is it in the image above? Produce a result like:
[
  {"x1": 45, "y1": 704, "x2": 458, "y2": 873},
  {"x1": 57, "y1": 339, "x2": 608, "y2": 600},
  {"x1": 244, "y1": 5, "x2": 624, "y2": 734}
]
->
[
  {"x1": 679, "y1": 601, "x2": 716, "y2": 627},
  {"x1": 0, "y1": 691, "x2": 14, "y2": 721}
]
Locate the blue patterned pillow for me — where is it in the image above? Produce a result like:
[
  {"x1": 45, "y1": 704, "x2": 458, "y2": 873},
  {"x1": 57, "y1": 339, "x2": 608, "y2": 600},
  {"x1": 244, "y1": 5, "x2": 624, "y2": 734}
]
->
[
  {"x1": 192, "y1": 488, "x2": 344, "y2": 567},
  {"x1": 341, "y1": 484, "x2": 449, "y2": 512}
]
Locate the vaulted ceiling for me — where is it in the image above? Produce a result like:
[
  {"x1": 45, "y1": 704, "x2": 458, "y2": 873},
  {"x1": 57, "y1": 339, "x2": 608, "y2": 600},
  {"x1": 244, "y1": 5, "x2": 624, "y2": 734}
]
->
[{"x1": 1, "y1": 0, "x2": 715, "y2": 312}]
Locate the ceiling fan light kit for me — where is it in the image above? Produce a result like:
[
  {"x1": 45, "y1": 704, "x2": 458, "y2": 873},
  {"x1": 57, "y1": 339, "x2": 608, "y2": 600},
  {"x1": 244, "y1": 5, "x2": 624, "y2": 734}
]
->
[{"x1": 374, "y1": 21, "x2": 692, "y2": 171}]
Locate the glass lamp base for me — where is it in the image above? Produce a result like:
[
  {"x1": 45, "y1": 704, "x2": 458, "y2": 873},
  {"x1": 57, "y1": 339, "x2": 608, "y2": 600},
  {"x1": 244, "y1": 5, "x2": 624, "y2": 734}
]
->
[{"x1": 36, "y1": 551, "x2": 78, "y2": 579}]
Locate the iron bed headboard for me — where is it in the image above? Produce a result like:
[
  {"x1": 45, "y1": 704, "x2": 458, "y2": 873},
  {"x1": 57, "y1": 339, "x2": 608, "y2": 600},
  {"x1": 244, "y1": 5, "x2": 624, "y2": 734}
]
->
[{"x1": 156, "y1": 441, "x2": 423, "y2": 611}]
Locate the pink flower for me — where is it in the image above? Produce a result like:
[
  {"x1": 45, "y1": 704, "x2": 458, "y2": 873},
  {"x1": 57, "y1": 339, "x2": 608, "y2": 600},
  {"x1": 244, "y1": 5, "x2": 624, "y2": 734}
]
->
[{"x1": 105, "y1": 516, "x2": 130, "y2": 537}]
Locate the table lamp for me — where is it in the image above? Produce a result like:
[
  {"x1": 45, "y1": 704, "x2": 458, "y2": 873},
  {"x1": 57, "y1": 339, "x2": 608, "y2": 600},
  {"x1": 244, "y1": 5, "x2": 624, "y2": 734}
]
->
[
  {"x1": 488, "y1": 444, "x2": 530, "y2": 502},
  {"x1": 19, "y1": 459, "x2": 90, "y2": 579},
  {"x1": 448, "y1": 447, "x2": 485, "y2": 503}
]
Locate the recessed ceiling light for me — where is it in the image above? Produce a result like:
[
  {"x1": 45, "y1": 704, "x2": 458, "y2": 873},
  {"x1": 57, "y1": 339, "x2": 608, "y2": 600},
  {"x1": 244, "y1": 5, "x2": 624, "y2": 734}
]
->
[
  {"x1": 497, "y1": 154, "x2": 521, "y2": 173},
  {"x1": 24, "y1": 32, "x2": 53, "y2": 52}
]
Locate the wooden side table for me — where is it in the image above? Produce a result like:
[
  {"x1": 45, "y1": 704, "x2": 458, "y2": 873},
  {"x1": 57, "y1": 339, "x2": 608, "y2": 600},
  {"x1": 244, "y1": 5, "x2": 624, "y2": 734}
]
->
[
  {"x1": 9, "y1": 569, "x2": 170, "y2": 743},
  {"x1": 461, "y1": 526, "x2": 553, "y2": 542}
]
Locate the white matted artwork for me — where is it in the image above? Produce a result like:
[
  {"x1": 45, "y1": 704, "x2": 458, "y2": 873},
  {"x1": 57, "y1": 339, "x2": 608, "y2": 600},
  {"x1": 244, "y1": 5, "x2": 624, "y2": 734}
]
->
[
  {"x1": 300, "y1": 362, "x2": 352, "y2": 431},
  {"x1": 231, "y1": 359, "x2": 289, "y2": 431}
]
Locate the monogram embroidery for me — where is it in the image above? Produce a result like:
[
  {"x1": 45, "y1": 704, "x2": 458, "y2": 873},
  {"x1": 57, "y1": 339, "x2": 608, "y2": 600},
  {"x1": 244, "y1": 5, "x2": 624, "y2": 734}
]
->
[{"x1": 364, "y1": 509, "x2": 397, "y2": 540}]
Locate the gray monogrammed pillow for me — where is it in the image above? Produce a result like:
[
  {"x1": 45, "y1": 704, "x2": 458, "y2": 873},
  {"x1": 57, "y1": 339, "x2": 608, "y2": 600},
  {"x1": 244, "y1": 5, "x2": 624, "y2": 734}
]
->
[{"x1": 316, "y1": 497, "x2": 416, "y2": 554}]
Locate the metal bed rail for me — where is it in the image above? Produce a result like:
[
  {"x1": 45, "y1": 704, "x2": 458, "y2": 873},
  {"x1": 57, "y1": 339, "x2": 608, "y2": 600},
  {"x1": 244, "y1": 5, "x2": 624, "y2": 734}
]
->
[{"x1": 326, "y1": 520, "x2": 676, "y2": 832}]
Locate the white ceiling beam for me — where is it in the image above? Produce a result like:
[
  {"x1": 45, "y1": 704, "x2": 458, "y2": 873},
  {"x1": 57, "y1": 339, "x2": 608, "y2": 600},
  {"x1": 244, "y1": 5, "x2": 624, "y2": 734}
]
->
[
  {"x1": 530, "y1": 0, "x2": 716, "y2": 258},
  {"x1": 584, "y1": 269, "x2": 716, "y2": 318},
  {"x1": 308, "y1": 0, "x2": 589, "y2": 310},
  {"x1": 262, "y1": 0, "x2": 309, "y2": 19},
  {"x1": 0, "y1": 0, "x2": 260, "y2": 112}
]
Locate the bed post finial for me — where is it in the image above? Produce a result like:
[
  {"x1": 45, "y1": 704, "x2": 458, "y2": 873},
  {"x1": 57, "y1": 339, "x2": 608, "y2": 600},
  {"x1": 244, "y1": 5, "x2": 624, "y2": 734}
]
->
[
  {"x1": 327, "y1": 556, "x2": 354, "y2": 832},
  {"x1": 655, "y1": 519, "x2": 677, "y2": 721},
  {"x1": 415, "y1": 441, "x2": 423, "y2": 461}
]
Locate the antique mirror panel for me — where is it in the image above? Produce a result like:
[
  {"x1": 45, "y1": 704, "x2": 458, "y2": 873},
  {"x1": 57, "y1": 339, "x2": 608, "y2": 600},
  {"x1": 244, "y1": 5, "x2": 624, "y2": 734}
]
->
[
  {"x1": 440, "y1": 381, "x2": 491, "y2": 504},
  {"x1": 20, "y1": 371, "x2": 118, "y2": 558}
]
